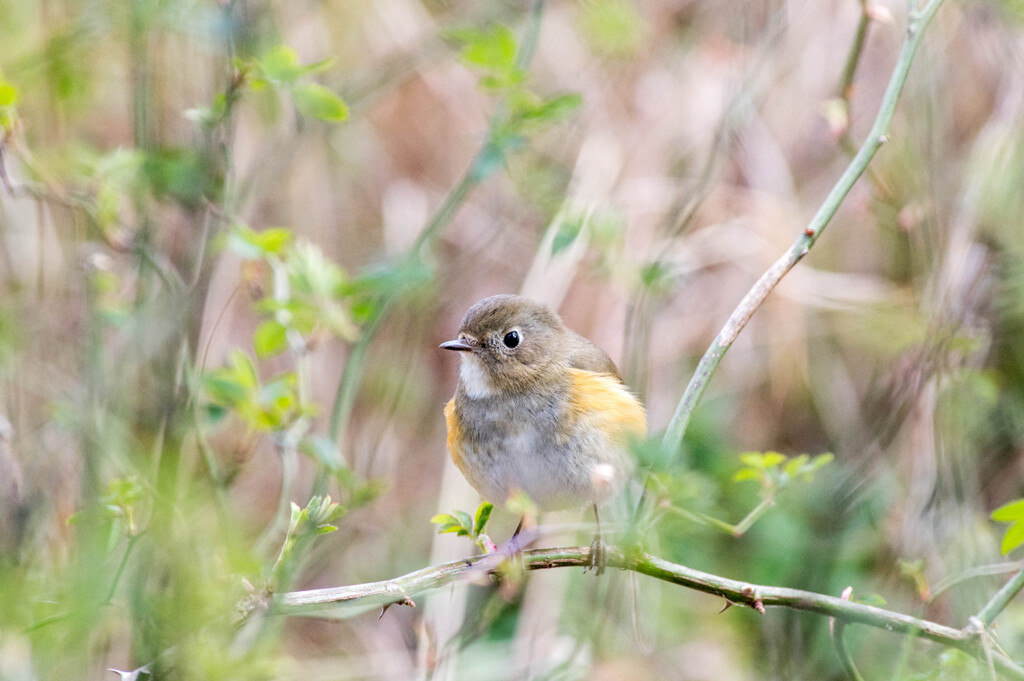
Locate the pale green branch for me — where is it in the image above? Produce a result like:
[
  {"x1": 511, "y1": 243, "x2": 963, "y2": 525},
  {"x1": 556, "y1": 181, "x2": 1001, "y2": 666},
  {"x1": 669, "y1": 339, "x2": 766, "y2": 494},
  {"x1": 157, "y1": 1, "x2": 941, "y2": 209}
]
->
[
  {"x1": 662, "y1": 0, "x2": 946, "y2": 457},
  {"x1": 267, "y1": 545, "x2": 1024, "y2": 679}
]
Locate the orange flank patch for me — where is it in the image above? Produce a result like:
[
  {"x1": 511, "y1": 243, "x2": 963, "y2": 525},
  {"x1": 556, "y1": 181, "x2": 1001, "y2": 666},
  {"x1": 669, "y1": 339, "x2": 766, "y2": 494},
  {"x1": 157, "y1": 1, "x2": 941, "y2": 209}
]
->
[
  {"x1": 444, "y1": 398, "x2": 464, "y2": 470},
  {"x1": 566, "y1": 369, "x2": 647, "y2": 442}
]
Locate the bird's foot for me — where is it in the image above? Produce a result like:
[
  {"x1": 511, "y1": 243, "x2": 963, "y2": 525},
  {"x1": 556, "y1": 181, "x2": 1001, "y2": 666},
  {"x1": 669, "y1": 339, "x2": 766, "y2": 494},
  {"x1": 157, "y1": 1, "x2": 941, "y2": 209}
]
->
[
  {"x1": 584, "y1": 533, "x2": 607, "y2": 576},
  {"x1": 499, "y1": 533, "x2": 526, "y2": 573}
]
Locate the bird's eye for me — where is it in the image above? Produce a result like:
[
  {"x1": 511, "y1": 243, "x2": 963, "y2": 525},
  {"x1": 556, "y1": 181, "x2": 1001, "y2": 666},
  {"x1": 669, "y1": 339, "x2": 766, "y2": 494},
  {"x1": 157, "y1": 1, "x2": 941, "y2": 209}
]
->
[{"x1": 502, "y1": 330, "x2": 520, "y2": 348}]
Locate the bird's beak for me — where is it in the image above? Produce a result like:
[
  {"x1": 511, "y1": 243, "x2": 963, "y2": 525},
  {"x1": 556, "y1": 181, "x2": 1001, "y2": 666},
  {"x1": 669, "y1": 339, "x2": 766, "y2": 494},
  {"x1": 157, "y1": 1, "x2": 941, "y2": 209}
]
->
[{"x1": 440, "y1": 338, "x2": 473, "y2": 352}]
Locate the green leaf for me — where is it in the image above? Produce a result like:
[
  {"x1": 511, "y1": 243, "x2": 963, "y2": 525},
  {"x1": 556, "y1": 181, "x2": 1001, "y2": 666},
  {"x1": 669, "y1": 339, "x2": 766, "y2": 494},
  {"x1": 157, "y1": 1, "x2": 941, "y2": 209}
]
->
[
  {"x1": 738, "y1": 452, "x2": 766, "y2": 469},
  {"x1": 201, "y1": 403, "x2": 229, "y2": 425},
  {"x1": 0, "y1": 82, "x2": 17, "y2": 107},
  {"x1": 227, "y1": 350, "x2": 259, "y2": 390},
  {"x1": 578, "y1": 0, "x2": 649, "y2": 58},
  {"x1": 992, "y1": 499, "x2": 1024, "y2": 522},
  {"x1": 1001, "y1": 521, "x2": 1024, "y2": 555},
  {"x1": 551, "y1": 216, "x2": 584, "y2": 255},
  {"x1": 203, "y1": 373, "x2": 249, "y2": 406},
  {"x1": 854, "y1": 593, "x2": 887, "y2": 607},
  {"x1": 254, "y1": 227, "x2": 293, "y2": 254},
  {"x1": 451, "y1": 510, "x2": 472, "y2": 532},
  {"x1": 810, "y1": 453, "x2": 834, "y2": 470},
  {"x1": 431, "y1": 513, "x2": 460, "y2": 526},
  {"x1": 260, "y1": 44, "x2": 304, "y2": 84},
  {"x1": 732, "y1": 468, "x2": 761, "y2": 483},
  {"x1": 762, "y1": 451, "x2": 787, "y2": 468},
  {"x1": 473, "y1": 501, "x2": 494, "y2": 536},
  {"x1": 783, "y1": 454, "x2": 809, "y2": 478},
  {"x1": 254, "y1": 319, "x2": 288, "y2": 357},
  {"x1": 293, "y1": 82, "x2": 349, "y2": 122},
  {"x1": 227, "y1": 225, "x2": 293, "y2": 259},
  {"x1": 458, "y1": 25, "x2": 518, "y2": 73},
  {"x1": 521, "y1": 92, "x2": 583, "y2": 124}
]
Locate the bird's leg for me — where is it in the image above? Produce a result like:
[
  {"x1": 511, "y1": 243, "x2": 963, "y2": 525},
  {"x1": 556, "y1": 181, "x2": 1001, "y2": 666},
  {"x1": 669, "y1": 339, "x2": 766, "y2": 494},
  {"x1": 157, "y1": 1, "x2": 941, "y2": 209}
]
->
[
  {"x1": 499, "y1": 515, "x2": 526, "y2": 572},
  {"x1": 585, "y1": 503, "x2": 607, "y2": 576}
]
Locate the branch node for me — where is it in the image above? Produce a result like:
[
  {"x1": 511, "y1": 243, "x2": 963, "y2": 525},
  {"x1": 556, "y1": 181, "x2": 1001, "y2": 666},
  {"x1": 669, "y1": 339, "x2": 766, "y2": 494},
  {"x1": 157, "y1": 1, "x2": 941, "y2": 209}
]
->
[
  {"x1": 964, "y1": 616, "x2": 987, "y2": 636},
  {"x1": 741, "y1": 585, "x2": 766, "y2": 614},
  {"x1": 831, "y1": 586, "x2": 854, "y2": 634}
]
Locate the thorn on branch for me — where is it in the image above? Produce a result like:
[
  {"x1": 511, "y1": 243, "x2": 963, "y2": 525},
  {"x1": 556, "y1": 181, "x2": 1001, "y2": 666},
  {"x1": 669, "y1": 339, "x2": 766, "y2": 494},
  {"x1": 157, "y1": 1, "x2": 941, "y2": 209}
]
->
[{"x1": 379, "y1": 597, "x2": 416, "y2": 620}]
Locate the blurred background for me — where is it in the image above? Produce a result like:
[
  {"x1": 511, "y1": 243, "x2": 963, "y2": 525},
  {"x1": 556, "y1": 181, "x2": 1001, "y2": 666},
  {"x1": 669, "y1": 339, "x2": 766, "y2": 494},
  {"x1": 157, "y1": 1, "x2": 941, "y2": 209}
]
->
[{"x1": 2, "y1": 0, "x2": 1024, "y2": 679}]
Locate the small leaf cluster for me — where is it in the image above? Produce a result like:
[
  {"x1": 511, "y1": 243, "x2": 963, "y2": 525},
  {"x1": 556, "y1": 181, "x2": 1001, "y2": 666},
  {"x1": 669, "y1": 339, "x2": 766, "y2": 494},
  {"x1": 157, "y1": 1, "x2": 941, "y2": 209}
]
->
[
  {"x1": 69, "y1": 476, "x2": 147, "y2": 540},
  {"x1": 991, "y1": 499, "x2": 1024, "y2": 554},
  {"x1": 249, "y1": 45, "x2": 349, "y2": 122},
  {"x1": 432, "y1": 501, "x2": 497, "y2": 554},
  {"x1": 448, "y1": 25, "x2": 582, "y2": 180},
  {"x1": 203, "y1": 350, "x2": 307, "y2": 432},
  {"x1": 733, "y1": 451, "x2": 835, "y2": 496},
  {"x1": 226, "y1": 225, "x2": 361, "y2": 359},
  {"x1": 271, "y1": 495, "x2": 346, "y2": 590}
]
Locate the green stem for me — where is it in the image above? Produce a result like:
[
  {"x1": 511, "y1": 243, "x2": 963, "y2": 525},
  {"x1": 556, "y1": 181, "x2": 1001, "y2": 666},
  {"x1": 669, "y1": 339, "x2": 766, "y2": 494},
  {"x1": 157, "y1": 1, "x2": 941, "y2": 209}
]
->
[
  {"x1": 839, "y1": 0, "x2": 872, "y2": 102},
  {"x1": 268, "y1": 545, "x2": 1024, "y2": 680},
  {"x1": 977, "y1": 568, "x2": 1024, "y2": 627},
  {"x1": 661, "y1": 0, "x2": 946, "y2": 457},
  {"x1": 930, "y1": 561, "x2": 1024, "y2": 602},
  {"x1": 325, "y1": 0, "x2": 548, "y2": 460},
  {"x1": 833, "y1": 621, "x2": 868, "y2": 681},
  {"x1": 732, "y1": 496, "x2": 776, "y2": 536}
]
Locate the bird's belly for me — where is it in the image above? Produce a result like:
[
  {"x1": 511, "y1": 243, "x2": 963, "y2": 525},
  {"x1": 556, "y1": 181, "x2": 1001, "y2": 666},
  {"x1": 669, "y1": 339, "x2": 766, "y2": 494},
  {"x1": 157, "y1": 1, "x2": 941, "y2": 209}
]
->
[{"x1": 455, "y1": 412, "x2": 632, "y2": 512}]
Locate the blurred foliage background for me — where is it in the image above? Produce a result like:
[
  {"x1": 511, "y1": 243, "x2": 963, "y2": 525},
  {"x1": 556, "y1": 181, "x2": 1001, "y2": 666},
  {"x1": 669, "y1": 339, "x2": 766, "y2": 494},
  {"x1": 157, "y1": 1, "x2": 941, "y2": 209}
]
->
[{"x1": 1, "y1": 0, "x2": 1024, "y2": 679}]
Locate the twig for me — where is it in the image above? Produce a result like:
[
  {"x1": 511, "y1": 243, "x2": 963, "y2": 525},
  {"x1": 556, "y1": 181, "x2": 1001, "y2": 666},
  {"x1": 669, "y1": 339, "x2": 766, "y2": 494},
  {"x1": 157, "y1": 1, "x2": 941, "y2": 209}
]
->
[
  {"x1": 831, "y1": 586, "x2": 867, "y2": 681},
  {"x1": 267, "y1": 545, "x2": 1024, "y2": 679},
  {"x1": 833, "y1": 622, "x2": 867, "y2": 681},
  {"x1": 839, "y1": 0, "x2": 873, "y2": 103},
  {"x1": 929, "y1": 561, "x2": 1024, "y2": 602},
  {"x1": 976, "y1": 568, "x2": 1024, "y2": 628},
  {"x1": 661, "y1": 0, "x2": 946, "y2": 457}
]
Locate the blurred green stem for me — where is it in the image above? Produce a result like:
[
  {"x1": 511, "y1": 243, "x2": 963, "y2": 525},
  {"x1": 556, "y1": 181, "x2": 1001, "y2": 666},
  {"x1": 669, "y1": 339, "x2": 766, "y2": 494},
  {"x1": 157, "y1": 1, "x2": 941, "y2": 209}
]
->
[
  {"x1": 839, "y1": 0, "x2": 871, "y2": 103},
  {"x1": 976, "y1": 568, "x2": 1024, "y2": 627},
  {"x1": 931, "y1": 561, "x2": 1024, "y2": 601},
  {"x1": 666, "y1": 496, "x2": 775, "y2": 537},
  {"x1": 662, "y1": 0, "x2": 946, "y2": 458},
  {"x1": 270, "y1": 545, "x2": 1024, "y2": 679},
  {"x1": 832, "y1": 621, "x2": 867, "y2": 681},
  {"x1": 324, "y1": 0, "x2": 548, "y2": 472},
  {"x1": 255, "y1": 435, "x2": 301, "y2": 558}
]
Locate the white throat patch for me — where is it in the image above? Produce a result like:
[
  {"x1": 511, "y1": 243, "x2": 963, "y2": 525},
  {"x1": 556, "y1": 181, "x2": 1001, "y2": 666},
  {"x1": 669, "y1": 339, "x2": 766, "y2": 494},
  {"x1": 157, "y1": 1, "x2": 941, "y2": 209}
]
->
[{"x1": 459, "y1": 355, "x2": 496, "y2": 398}]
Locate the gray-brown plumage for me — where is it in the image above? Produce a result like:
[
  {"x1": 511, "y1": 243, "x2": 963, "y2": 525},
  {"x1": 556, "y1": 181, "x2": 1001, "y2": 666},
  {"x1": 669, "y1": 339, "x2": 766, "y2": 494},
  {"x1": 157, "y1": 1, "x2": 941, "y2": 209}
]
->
[{"x1": 440, "y1": 294, "x2": 645, "y2": 512}]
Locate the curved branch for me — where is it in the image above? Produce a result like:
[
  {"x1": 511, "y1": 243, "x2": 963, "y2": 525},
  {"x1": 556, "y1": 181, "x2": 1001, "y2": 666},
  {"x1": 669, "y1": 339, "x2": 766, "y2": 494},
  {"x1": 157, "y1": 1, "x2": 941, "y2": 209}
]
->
[
  {"x1": 661, "y1": 0, "x2": 946, "y2": 456},
  {"x1": 271, "y1": 545, "x2": 1024, "y2": 679}
]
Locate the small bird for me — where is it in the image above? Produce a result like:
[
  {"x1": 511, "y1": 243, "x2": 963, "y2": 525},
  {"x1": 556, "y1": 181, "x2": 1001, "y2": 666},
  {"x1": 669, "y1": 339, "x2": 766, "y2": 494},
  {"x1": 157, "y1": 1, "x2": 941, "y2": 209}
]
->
[{"x1": 440, "y1": 294, "x2": 647, "y2": 573}]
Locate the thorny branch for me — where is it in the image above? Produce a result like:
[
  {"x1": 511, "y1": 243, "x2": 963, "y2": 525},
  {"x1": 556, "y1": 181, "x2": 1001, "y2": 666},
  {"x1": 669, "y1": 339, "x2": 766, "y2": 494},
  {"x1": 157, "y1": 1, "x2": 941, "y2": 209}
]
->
[{"x1": 264, "y1": 545, "x2": 1024, "y2": 680}]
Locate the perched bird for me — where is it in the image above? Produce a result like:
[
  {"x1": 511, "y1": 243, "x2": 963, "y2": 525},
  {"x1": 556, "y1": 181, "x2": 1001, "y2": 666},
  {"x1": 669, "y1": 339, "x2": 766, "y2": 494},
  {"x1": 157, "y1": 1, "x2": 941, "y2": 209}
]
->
[{"x1": 440, "y1": 294, "x2": 647, "y2": 572}]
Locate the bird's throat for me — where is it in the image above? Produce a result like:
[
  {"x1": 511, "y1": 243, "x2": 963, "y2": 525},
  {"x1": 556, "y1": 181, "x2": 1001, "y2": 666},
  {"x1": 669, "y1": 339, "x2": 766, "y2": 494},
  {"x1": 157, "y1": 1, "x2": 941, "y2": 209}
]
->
[{"x1": 458, "y1": 355, "x2": 497, "y2": 399}]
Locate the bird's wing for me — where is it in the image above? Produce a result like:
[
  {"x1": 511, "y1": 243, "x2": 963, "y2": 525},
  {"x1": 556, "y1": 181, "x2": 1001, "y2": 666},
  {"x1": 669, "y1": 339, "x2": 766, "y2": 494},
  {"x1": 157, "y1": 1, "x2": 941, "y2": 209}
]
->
[
  {"x1": 566, "y1": 368, "x2": 647, "y2": 440},
  {"x1": 565, "y1": 331, "x2": 623, "y2": 381}
]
